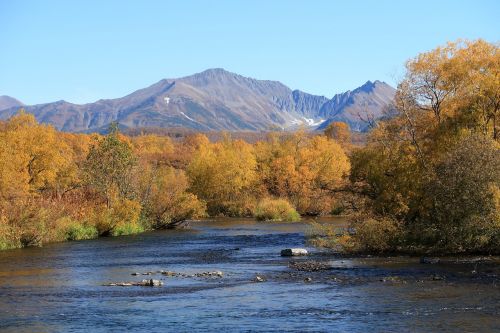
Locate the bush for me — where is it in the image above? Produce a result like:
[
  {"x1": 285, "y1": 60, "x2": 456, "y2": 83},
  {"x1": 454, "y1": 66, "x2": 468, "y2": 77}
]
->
[
  {"x1": 111, "y1": 222, "x2": 144, "y2": 236},
  {"x1": 254, "y1": 198, "x2": 300, "y2": 222},
  {"x1": 65, "y1": 223, "x2": 98, "y2": 241},
  {"x1": 0, "y1": 220, "x2": 14, "y2": 250},
  {"x1": 349, "y1": 216, "x2": 402, "y2": 253},
  {"x1": 307, "y1": 215, "x2": 401, "y2": 253},
  {"x1": 90, "y1": 199, "x2": 142, "y2": 236},
  {"x1": 306, "y1": 221, "x2": 344, "y2": 250},
  {"x1": 1, "y1": 202, "x2": 51, "y2": 248},
  {"x1": 140, "y1": 167, "x2": 206, "y2": 229}
]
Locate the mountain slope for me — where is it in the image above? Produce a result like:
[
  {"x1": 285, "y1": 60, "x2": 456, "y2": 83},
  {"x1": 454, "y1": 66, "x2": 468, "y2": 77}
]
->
[
  {"x1": 0, "y1": 69, "x2": 395, "y2": 132},
  {"x1": 317, "y1": 80, "x2": 396, "y2": 131},
  {"x1": 0, "y1": 95, "x2": 24, "y2": 111}
]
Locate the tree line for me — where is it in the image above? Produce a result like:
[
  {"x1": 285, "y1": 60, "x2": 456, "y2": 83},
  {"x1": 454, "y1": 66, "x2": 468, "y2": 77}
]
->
[{"x1": 0, "y1": 112, "x2": 350, "y2": 249}]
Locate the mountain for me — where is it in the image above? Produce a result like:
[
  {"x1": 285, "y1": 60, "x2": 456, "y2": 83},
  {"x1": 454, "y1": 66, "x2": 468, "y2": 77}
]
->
[
  {"x1": 0, "y1": 69, "x2": 395, "y2": 132},
  {"x1": 0, "y1": 95, "x2": 24, "y2": 111},
  {"x1": 317, "y1": 80, "x2": 397, "y2": 131}
]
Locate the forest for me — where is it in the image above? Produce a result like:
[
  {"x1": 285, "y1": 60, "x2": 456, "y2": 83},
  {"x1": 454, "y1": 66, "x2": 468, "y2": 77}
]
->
[{"x1": 0, "y1": 39, "x2": 498, "y2": 254}]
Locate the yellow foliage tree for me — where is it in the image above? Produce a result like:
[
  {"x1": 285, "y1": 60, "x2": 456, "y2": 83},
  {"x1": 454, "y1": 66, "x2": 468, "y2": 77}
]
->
[
  {"x1": 255, "y1": 131, "x2": 350, "y2": 214},
  {"x1": 187, "y1": 137, "x2": 257, "y2": 215},
  {"x1": 0, "y1": 111, "x2": 72, "y2": 200},
  {"x1": 324, "y1": 121, "x2": 351, "y2": 145}
]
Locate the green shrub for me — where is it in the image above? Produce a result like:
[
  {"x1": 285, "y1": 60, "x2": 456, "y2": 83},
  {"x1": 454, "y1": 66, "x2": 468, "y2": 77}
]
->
[
  {"x1": 254, "y1": 198, "x2": 301, "y2": 222},
  {"x1": 0, "y1": 220, "x2": 17, "y2": 250},
  {"x1": 89, "y1": 199, "x2": 142, "y2": 236},
  {"x1": 111, "y1": 222, "x2": 144, "y2": 236},
  {"x1": 65, "y1": 223, "x2": 98, "y2": 241}
]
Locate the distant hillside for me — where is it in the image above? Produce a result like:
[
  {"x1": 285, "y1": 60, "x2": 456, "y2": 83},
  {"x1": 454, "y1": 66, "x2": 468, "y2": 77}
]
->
[
  {"x1": 317, "y1": 80, "x2": 397, "y2": 131},
  {"x1": 0, "y1": 95, "x2": 24, "y2": 111},
  {"x1": 0, "y1": 69, "x2": 395, "y2": 132}
]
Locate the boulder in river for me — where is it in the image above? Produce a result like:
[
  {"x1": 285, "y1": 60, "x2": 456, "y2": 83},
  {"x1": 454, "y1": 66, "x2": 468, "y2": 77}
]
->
[
  {"x1": 281, "y1": 248, "x2": 308, "y2": 256},
  {"x1": 139, "y1": 279, "x2": 163, "y2": 286},
  {"x1": 254, "y1": 275, "x2": 265, "y2": 282}
]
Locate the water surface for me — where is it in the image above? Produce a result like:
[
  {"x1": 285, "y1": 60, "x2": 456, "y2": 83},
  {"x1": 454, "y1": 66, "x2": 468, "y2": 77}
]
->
[{"x1": 0, "y1": 218, "x2": 498, "y2": 332}]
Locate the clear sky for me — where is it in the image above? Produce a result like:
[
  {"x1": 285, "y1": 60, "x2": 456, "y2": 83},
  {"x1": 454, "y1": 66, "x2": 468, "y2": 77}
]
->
[{"x1": 1, "y1": 0, "x2": 498, "y2": 104}]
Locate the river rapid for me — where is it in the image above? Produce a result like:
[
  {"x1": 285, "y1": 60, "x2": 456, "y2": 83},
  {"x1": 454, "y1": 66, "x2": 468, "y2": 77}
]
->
[{"x1": 0, "y1": 218, "x2": 498, "y2": 332}]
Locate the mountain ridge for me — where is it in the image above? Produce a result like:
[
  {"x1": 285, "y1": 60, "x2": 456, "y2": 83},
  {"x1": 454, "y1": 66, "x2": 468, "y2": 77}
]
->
[
  {"x1": 0, "y1": 69, "x2": 396, "y2": 132},
  {"x1": 0, "y1": 95, "x2": 24, "y2": 111}
]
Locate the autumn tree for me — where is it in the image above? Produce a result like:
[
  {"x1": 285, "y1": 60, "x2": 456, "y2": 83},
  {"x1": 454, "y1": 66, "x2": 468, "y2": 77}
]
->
[
  {"x1": 131, "y1": 134, "x2": 174, "y2": 166},
  {"x1": 140, "y1": 167, "x2": 205, "y2": 228},
  {"x1": 345, "y1": 39, "x2": 500, "y2": 254},
  {"x1": 418, "y1": 135, "x2": 500, "y2": 252},
  {"x1": 255, "y1": 131, "x2": 350, "y2": 215},
  {"x1": 84, "y1": 123, "x2": 137, "y2": 208},
  {"x1": 324, "y1": 121, "x2": 351, "y2": 145},
  {"x1": 0, "y1": 111, "x2": 72, "y2": 200},
  {"x1": 187, "y1": 136, "x2": 257, "y2": 215}
]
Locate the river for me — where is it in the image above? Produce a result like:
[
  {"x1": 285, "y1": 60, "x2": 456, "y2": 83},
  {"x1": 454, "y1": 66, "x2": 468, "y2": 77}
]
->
[{"x1": 0, "y1": 218, "x2": 498, "y2": 332}]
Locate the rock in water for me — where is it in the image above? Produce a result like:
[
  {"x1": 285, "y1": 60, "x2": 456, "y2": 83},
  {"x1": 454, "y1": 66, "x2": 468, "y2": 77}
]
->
[
  {"x1": 288, "y1": 261, "x2": 330, "y2": 271},
  {"x1": 149, "y1": 279, "x2": 163, "y2": 286},
  {"x1": 281, "y1": 248, "x2": 308, "y2": 257},
  {"x1": 254, "y1": 276, "x2": 265, "y2": 282},
  {"x1": 103, "y1": 279, "x2": 163, "y2": 287}
]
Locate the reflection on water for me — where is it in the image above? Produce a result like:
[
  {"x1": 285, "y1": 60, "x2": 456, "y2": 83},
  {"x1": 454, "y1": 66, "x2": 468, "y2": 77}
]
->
[{"x1": 0, "y1": 218, "x2": 498, "y2": 332}]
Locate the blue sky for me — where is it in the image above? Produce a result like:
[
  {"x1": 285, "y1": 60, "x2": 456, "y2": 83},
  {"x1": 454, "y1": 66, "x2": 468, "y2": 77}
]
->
[{"x1": 1, "y1": 0, "x2": 498, "y2": 104}]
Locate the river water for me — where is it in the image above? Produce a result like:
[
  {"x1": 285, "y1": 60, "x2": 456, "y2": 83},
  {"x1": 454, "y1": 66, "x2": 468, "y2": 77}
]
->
[{"x1": 0, "y1": 218, "x2": 498, "y2": 332}]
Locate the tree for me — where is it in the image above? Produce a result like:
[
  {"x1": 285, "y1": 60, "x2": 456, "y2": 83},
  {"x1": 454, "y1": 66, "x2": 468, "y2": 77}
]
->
[
  {"x1": 255, "y1": 131, "x2": 350, "y2": 214},
  {"x1": 400, "y1": 39, "x2": 499, "y2": 140},
  {"x1": 419, "y1": 135, "x2": 500, "y2": 252},
  {"x1": 324, "y1": 121, "x2": 351, "y2": 144},
  {"x1": 141, "y1": 167, "x2": 205, "y2": 228},
  {"x1": 84, "y1": 123, "x2": 136, "y2": 208},
  {"x1": 345, "y1": 40, "x2": 500, "y2": 254},
  {"x1": 0, "y1": 111, "x2": 71, "y2": 200},
  {"x1": 187, "y1": 136, "x2": 257, "y2": 215}
]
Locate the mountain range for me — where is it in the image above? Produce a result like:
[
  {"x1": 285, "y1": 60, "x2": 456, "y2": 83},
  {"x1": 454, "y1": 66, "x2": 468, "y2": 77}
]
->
[{"x1": 0, "y1": 68, "x2": 396, "y2": 132}]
